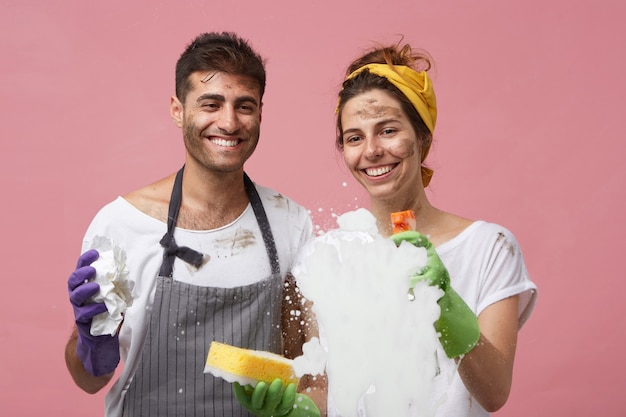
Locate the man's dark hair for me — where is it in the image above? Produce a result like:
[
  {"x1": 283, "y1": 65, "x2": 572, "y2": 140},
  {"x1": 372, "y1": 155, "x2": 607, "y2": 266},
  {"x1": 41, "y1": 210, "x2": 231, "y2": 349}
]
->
[{"x1": 175, "y1": 32, "x2": 266, "y2": 103}]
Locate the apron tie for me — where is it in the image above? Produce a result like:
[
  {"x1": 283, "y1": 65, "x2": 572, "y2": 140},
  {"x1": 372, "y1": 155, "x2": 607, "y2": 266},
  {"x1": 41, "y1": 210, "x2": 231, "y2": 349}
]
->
[
  {"x1": 158, "y1": 166, "x2": 204, "y2": 277},
  {"x1": 159, "y1": 234, "x2": 204, "y2": 268}
]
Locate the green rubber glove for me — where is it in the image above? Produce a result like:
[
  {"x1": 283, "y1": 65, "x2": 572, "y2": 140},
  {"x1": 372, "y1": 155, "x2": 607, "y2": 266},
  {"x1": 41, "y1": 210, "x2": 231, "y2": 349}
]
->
[
  {"x1": 287, "y1": 393, "x2": 320, "y2": 417},
  {"x1": 233, "y1": 378, "x2": 320, "y2": 417},
  {"x1": 390, "y1": 231, "x2": 480, "y2": 358}
]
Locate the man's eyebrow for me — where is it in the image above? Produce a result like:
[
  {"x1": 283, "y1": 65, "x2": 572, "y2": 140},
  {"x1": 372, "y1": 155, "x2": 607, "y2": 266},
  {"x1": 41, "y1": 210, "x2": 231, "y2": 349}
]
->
[
  {"x1": 234, "y1": 95, "x2": 259, "y2": 106},
  {"x1": 196, "y1": 93, "x2": 225, "y2": 103},
  {"x1": 195, "y1": 94, "x2": 259, "y2": 107}
]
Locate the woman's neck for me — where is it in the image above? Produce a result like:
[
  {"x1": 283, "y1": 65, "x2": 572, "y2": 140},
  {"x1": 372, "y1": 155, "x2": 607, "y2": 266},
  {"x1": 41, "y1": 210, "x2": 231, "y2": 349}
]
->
[
  {"x1": 370, "y1": 194, "x2": 437, "y2": 237},
  {"x1": 370, "y1": 195, "x2": 472, "y2": 246}
]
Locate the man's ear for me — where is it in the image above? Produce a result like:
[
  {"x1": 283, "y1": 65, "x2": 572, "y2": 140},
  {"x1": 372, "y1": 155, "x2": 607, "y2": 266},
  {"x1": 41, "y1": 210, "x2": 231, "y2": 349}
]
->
[
  {"x1": 170, "y1": 96, "x2": 184, "y2": 128},
  {"x1": 259, "y1": 102, "x2": 263, "y2": 123}
]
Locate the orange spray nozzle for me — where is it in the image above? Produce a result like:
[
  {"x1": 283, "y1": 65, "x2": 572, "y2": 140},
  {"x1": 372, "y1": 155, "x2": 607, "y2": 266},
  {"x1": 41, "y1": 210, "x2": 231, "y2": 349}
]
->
[{"x1": 391, "y1": 210, "x2": 416, "y2": 234}]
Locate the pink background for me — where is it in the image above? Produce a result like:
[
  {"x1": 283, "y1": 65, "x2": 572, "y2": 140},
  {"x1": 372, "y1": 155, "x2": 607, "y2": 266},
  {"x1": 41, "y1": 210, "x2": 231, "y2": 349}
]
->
[{"x1": 1, "y1": 0, "x2": 624, "y2": 415}]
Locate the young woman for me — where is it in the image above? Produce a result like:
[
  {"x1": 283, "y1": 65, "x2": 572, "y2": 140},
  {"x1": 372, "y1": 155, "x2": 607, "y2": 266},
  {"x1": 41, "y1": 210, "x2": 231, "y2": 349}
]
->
[{"x1": 334, "y1": 42, "x2": 537, "y2": 417}]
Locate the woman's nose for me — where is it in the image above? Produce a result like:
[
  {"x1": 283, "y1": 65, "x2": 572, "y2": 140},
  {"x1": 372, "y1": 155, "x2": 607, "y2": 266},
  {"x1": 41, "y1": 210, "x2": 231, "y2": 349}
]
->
[{"x1": 365, "y1": 137, "x2": 383, "y2": 158}]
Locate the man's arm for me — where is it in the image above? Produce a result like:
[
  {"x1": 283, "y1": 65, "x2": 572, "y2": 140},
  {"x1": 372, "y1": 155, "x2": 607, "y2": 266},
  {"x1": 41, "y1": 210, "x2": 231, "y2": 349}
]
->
[
  {"x1": 281, "y1": 273, "x2": 327, "y2": 416},
  {"x1": 66, "y1": 249, "x2": 121, "y2": 391},
  {"x1": 281, "y1": 273, "x2": 308, "y2": 359},
  {"x1": 65, "y1": 326, "x2": 114, "y2": 394}
]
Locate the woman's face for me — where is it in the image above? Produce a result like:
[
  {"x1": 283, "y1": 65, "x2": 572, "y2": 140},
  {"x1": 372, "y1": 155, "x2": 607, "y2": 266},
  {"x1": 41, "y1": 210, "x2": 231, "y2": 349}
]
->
[{"x1": 340, "y1": 89, "x2": 423, "y2": 202}]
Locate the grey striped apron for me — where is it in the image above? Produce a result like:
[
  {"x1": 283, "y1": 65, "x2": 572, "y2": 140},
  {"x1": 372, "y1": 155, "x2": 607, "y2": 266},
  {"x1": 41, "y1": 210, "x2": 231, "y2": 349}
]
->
[{"x1": 122, "y1": 167, "x2": 283, "y2": 417}]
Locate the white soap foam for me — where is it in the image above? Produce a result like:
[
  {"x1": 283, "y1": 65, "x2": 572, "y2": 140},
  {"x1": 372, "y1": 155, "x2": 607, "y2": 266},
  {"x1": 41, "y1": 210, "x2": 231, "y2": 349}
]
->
[{"x1": 293, "y1": 209, "x2": 443, "y2": 417}]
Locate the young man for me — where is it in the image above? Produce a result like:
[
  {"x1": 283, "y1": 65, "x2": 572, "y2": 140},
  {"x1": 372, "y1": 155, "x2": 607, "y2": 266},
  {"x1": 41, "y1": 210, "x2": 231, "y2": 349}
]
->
[{"x1": 65, "y1": 32, "x2": 322, "y2": 417}]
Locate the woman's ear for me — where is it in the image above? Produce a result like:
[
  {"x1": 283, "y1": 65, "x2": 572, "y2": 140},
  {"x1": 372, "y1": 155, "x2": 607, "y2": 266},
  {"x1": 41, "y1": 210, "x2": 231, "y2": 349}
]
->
[{"x1": 419, "y1": 134, "x2": 433, "y2": 162}]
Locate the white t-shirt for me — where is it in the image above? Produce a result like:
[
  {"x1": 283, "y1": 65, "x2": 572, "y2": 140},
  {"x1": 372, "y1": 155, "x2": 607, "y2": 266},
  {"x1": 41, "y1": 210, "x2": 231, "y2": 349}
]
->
[
  {"x1": 431, "y1": 221, "x2": 537, "y2": 417},
  {"x1": 80, "y1": 185, "x2": 313, "y2": 417}
]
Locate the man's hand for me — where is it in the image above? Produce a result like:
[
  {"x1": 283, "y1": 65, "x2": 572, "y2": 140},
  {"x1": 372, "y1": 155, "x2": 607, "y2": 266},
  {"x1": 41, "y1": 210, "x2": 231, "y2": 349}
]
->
[
  {"x1": 233, "y1": 378, "x2": 320, "y2": 417},
  {"x1": 68, "y1": 249, "x2": 120, "y2": 376},
  {"x1": 391, "y1": 231, "x2": 481, "y2": 358}
]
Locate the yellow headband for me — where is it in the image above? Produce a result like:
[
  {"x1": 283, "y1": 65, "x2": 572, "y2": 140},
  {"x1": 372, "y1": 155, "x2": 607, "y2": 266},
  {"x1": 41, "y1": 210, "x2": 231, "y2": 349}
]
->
[
  {"x1": 341, "y1": 63, "x2": 437, "y2": 187},
  {"x1": 344, "y1": 63, "x2": 437, "y2": 133}
]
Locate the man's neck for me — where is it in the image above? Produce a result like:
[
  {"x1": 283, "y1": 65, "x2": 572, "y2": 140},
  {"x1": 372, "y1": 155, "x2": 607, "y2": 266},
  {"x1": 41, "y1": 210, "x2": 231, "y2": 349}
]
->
[
  {"x1": 123, "y1": 165, "x2": 251, "y2": 231},
  {"x1": 177, "y1": 165, "x2": 250, "y2": 230}
]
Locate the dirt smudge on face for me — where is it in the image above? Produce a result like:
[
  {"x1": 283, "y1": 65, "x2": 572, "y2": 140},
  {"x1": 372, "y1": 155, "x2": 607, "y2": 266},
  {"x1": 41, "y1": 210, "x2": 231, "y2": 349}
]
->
[{"x1": 356, "y1": 98, "x2": 403, "y2": 121}]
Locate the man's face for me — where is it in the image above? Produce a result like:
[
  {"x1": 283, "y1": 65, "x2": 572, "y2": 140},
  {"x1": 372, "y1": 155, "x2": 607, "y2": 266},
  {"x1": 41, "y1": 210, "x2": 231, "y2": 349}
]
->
[{"x1": 171, "y1": 71, "x2": 262, "y2": 175}]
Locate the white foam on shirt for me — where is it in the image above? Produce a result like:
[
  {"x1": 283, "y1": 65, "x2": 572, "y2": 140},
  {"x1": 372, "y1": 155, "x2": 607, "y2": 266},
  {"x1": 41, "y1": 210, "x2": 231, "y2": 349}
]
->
[{"x1": 293, "y1": 209, "x2": 443, "y2": 417}]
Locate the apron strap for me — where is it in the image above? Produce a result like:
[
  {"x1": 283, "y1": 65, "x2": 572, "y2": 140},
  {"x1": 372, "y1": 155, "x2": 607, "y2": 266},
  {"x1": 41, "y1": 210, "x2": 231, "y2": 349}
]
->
[
  {"x1": 244, "y1": 173, "x2": 280, "y2": 276},
  {"x1": 159, "y1": 166, "x2": 204, "y2": 277},
  {"x1": 159, "y1": 167, "x2": 280, "y2": 278}
]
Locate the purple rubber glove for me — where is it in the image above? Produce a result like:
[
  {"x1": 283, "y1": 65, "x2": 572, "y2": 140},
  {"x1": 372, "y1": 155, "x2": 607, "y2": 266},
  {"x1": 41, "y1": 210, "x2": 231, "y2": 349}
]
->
[{"x1": 68, "y1": 249, "x2": 120, "y2": 376}]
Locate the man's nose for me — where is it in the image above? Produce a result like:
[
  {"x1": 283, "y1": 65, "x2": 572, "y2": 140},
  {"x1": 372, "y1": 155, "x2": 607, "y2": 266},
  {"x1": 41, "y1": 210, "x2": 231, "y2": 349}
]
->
[{"x1": 217, "y1": 106, "x2": 240, "y2": 134}]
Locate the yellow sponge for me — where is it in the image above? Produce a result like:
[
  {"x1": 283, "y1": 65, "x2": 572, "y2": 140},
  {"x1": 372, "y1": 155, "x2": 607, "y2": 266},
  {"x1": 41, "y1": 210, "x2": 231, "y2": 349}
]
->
[{"x1": 204, "y1": 341, "x2": 299, "y2": 387}]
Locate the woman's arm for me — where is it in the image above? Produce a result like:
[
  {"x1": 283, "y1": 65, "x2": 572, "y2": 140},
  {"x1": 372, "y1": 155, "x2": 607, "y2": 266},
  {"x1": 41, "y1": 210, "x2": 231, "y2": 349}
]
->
[{"x1": 457, "y1": 295, "x2": 520, "y2": 412}]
